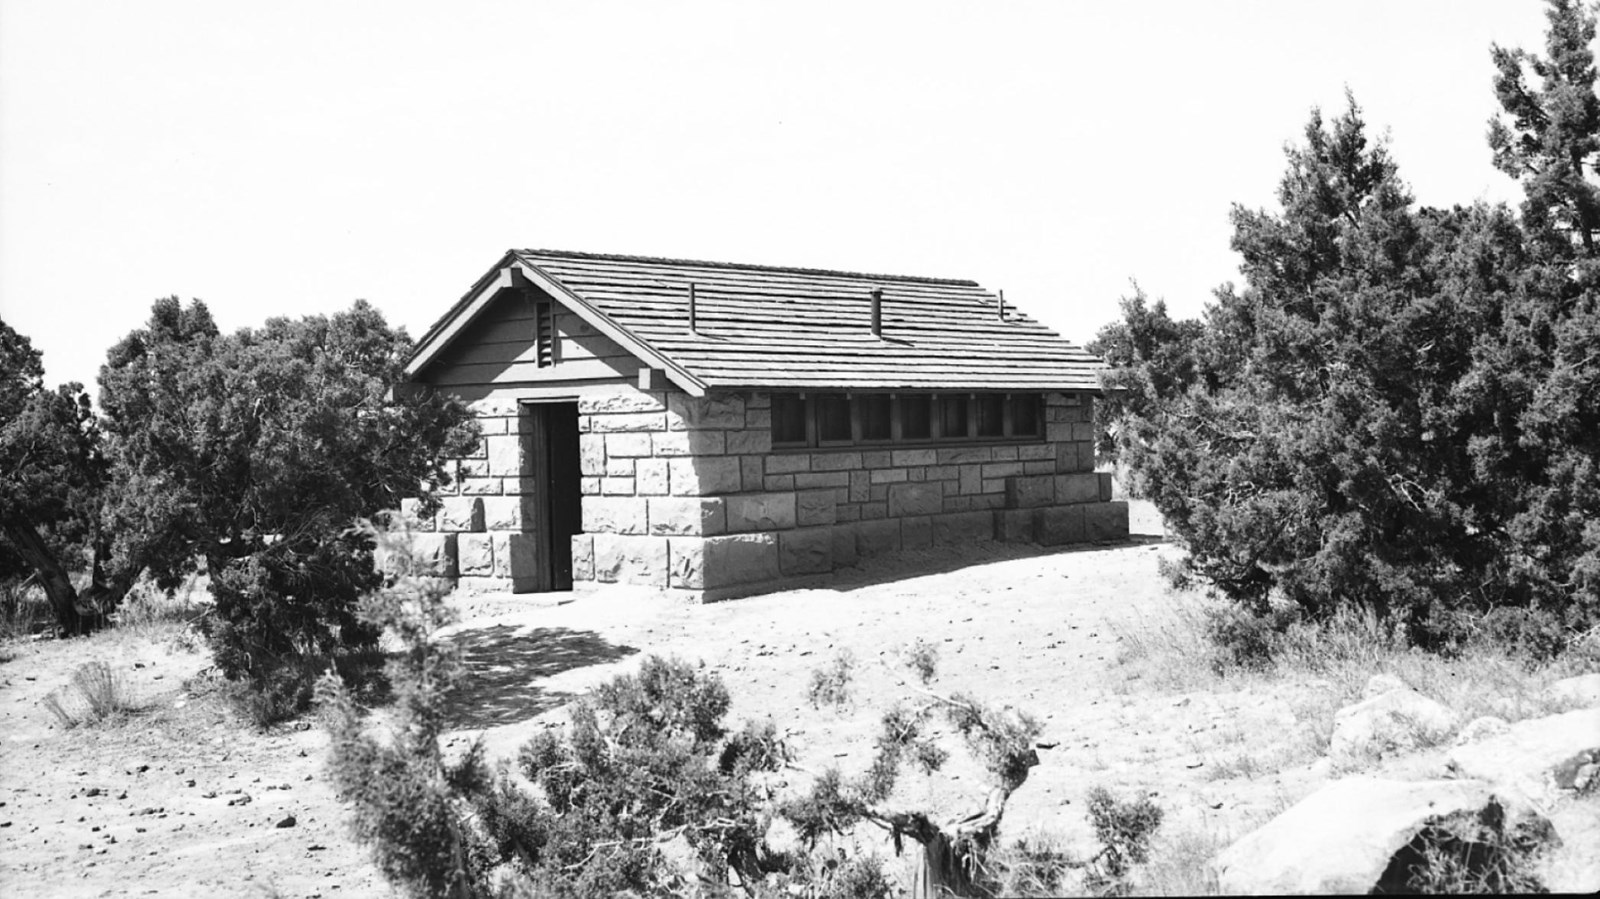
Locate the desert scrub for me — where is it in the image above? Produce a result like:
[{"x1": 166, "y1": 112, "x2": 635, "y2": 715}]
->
[
  {"x1": 42, "y1": 660, "x2": 138, "y2": 726},
  {"x1": 807, "y1": 647, "x2": 856, "y2": 710}
]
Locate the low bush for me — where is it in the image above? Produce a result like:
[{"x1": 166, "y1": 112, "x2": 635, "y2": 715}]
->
[{"x1": 43, "y1": 660, "x2": 137, "y2": 727}]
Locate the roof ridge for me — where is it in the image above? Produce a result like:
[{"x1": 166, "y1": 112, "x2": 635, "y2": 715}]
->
[{"x1": 513, "y1": 248, "x2": 982, "y2": 287}]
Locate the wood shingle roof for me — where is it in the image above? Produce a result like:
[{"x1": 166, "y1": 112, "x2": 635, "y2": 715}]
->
[{"x1": 408, "y1": 249, "x2": 1106, "y2": 394}]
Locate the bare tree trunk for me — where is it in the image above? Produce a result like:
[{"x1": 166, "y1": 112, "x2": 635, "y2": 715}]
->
[
  {"x1": 2, "y1": 518, "x2": 91, "y2": 635},
  {"x1": 905, "y1": 781, "x2": 1027, "y2": 897}
]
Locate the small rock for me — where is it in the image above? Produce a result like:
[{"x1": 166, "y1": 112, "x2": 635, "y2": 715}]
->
[
  {"x1": 275, "y1": 815, "x2": 297, "y2": 828},
  {"x1": 1362, "y1": 673, "x2": 1408, "y2": 700},
  {"x1": 1453, "y1": 716, "x2": 1511, "y2": 746},
  {"x1": 226, "y1": 795, "x2": 252, "y2": 807}
]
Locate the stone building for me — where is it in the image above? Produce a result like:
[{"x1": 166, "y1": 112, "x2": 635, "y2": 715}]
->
[{"x1": 400, "y1": 249, "x2": 1126, "y2": 601}]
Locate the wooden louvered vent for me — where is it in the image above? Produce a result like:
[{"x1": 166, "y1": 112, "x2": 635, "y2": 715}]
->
[{"x1": 535, "y1": 299, "x2": 555, "y2": 367}]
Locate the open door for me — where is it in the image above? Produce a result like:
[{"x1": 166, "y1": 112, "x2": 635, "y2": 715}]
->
[{"x1": 517, "y1": 402, "x2": 581, "y2": 592}]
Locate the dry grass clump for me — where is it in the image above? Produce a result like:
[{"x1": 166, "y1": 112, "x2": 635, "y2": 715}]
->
[
  {"x1": 112, "y1": 575, "x2": 210, "y2": 642},
  {"x1": 42, "y1": 660, "x2": 139, "y2": 727},
  {"x1": 1, "y1": 578, "x2": 52, "y2": 643},
  {"x1": 1111, "y1": 594, "x2": 1578, "y2": 727}
]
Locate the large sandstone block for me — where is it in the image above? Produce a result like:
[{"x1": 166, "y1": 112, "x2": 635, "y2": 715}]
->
[
  {"x1": 589, "y1": 412, "x2": 668, "y2": 432},
  {"x1": 667, "y1": 393, "x2": 746, "y2": 430},
  {"x1": 901, "y1": 515, "x2": 932, "y2": 549},
  {"x1": 857, "y1": 518, "x2": 901, "y2": 556},
  {"x1": 937, "y1": 446, "x2": 992, "y2": 465},
  {"x1": 592, "y1": 534, "x2": 669, "y2": 586},
  {"x1": 439, "y1": 496, "x2": 485, "y2": 533},
  {"x1": 652, "y1": 430, "x2": 726, "y2": 456},
  {"x1": 887, "y1": 481, "x2": 944, "y2": 517},
  {"x1": 578, "y1": 433, "x2": 606, "y2": 477},
  {"x1": 1035, "y1": 505, "x2": 1085, "y2": 545},
  {"x1": 635, "y1": 458, "x2": 669, "y2": 496},
  {"x1": 811, "y1": 452, "x2": 863, "y2": 472},
  {"x1": 832, "y1": 525, "x2": 859, "y2": 567},
  {"x1": 458, "y1": 477, "x2": 503, "y2": 495},
  {"x1": 765, "y1": 454, "x2": 811, "y2": 474},
  {"x1": 725, "y1": 429, "x2": 772, "y2": 455},
  {"x1": 701, "y1": 533, "x2": 780, "y2": 588},
  {"x1": 669, "y1": 456, "x2": 743, "y2": 495},
  {"x1": 399, "y1": 497, "x2": 436, "y2": 532},
  {"x1": 1005, "y1": 475, "x2": 1056, "y2": 509},
  {"x1": 577, "y1": 390, "x2": 668, "y2": 414},
  {"x1": 668, "y1": 537, "x2": 706, "y2": 589},
  {"x1": 996, "y1": 509, "x2": 1034, "y2": 542},
  {"x1": 932, "y1": 511, "x2": 994, "y2": 545},
  {"x1": 458, "y1": 533, "x2": 495, "y2": 576},
  {"x1": 892, "y1": 448, "x2": 938, "y2": 467},
  {"x1": 467, "y1": 398, "x2": 520, "y2": 418},
  {"x1": 1098, "y1": 471, "x2": 1114, "y2": 501},
  {"x1": 502, "y1": 533, "x2": 540, "y2": 587},
  {"x1": 582, "y1": 496, "x2": 648, "y2": 535},
  {"x1": 375, "y1": 532, "x2": 458, "y2": 578},
  {"x1": 740, "y1": 455, "x2": 763, "y2": 489},
  {"x1": 796, "y1": 489, "x2": 838, "y2": 527},
  {"x1": 1082, "y1": 501, "x2": 1129, "y2": 541},
  {"x1": 480, "y1": 496, "x2": 523, "y2": 531},
  {"x1": 605, "y1": 432, "x2": 653, "y2": 458},
  {"x1": 1055, "y1": 472, "x2": 1100, "y2": 504},
  {"x1": 648, "y1": 497, "x2": 727, "y2": 536},
  {"x1": 571, "y1": 534, "x2": 595, "y2": 581},
  {"x1": 779, "y1": 527, "x2": 833, "y2": 575},
  {"x1": 485, "y1": 434, "x2": 523, "y2": 477},
  {"x1": 726, "y1": 492, "x2": 797, "y2": 532}
]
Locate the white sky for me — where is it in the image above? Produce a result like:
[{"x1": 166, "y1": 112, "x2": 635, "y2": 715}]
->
[{"x1": 0, "y1": 1, "x2": 1556, "y2": 392}]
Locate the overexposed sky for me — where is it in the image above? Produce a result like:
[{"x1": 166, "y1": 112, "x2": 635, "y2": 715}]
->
[{"x1": 0, "y1": 1, "x2": 1555, "y2": 391}]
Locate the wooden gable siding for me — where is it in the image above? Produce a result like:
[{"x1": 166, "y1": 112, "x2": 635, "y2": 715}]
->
[
  {"x1": 516, "y1": 251, "x2": 1104, "y2": 391},
  {"x1": 422, "y1": 287, "x2": 641, "y2": 389}
]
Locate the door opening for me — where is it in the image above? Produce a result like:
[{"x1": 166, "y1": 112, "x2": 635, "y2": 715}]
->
[{"x1": 516, "y1": 402, "x2": 581, "y2": 592}]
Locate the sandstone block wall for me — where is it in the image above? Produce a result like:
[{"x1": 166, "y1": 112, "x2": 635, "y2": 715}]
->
[{"x1": 410, "y1": 388, "x2": 1129, "y2": 600}]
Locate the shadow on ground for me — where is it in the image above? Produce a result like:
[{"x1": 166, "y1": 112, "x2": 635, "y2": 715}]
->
[
  {"x1": 826, "y1": 535, "x2": 1169, "y2": 594},
  {"x1": 444, "y1": 625, "x2": 638, "y2": 729}
]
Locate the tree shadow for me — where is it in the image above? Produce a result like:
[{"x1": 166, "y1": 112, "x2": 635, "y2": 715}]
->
[{"x1": 443, "y1": 624, "x2": 638, "y2": 730}]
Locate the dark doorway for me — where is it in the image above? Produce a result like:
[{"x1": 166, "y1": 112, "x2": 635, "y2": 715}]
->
[{"x1": 517, "y1": 402, "x2": 581, "y2": 592}]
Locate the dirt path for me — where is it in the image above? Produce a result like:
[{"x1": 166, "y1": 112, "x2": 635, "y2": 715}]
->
[{"x1": 1, "y1": 516, "x2": 1336, "y2": 896}]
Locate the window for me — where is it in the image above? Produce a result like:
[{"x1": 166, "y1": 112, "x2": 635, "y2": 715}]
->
[
  {"x1": 857, "y1": 394, "x2": 891, "y2": 442},
  {"x1": 937, "y1": 395, "x2": 969, "y2": 439},
  {"x1": 1011, "y1": 394, "x2": 1042, "y2": 437},
  {"x1": 773, "y1": 393, "x2": 808, "y2": 446},
  {"x1": 769, "y1": 392, "x2": 1049, "y2": 449},
  {"x1": 815, "y1": 394, "x2": 852, "y2": 444},
  {"x1": 898, "y1": 395, "x2": 932, "y2": 440},
  {"x1": 976, "y1": 394, "x2": 1005, "y2": 438}
]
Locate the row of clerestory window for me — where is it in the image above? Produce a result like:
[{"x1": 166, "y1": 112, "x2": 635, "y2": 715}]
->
[{"x1": 771, "y1": 392, "x2": 1043, "y2": 449}]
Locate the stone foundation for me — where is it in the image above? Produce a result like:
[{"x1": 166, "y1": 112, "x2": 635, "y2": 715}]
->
[{"x1": 409, "y1": 387, "x2": 1129, "y2": 601}]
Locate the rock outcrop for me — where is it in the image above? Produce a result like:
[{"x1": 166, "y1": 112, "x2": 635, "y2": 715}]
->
[{"x1": 1212, "y1": 777, "x2": 1551, "y2": 894}]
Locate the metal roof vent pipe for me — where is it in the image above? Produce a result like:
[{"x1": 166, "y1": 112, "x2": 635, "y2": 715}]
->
[
  {"x1": 688, "y1": 282, "x2": 698, "y2": 334},
  {"x1": 998, "y1": 289, "x2": 1007, "y2": 322},
  {"x1": 870, "y1": 287, "x2": 883, "y2": 338}
]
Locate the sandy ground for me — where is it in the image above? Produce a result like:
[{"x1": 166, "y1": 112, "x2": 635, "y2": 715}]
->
[{"x1": 1, "y1": 503, "x2": 1345, "y2": 897}]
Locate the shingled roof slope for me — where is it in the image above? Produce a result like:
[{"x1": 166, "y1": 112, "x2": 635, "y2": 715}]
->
[{"x1": 415, "y1": 249, "x2": 1106, "y2": 391}]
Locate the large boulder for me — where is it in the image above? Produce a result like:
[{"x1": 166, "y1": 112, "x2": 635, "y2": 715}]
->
[
  {"x1": 1213, "y1": 777, "x2": 1552, "y2": 894},
  {"x1": 1546, "y1": 673, "x2": 1600, "y2": 710},
  {"x1": 1329, "y1": 686, "x2": 1458, "y2": 765},
  {"x1": 1446, "y1": 708, "x2": 1600, "y2": 799}
]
